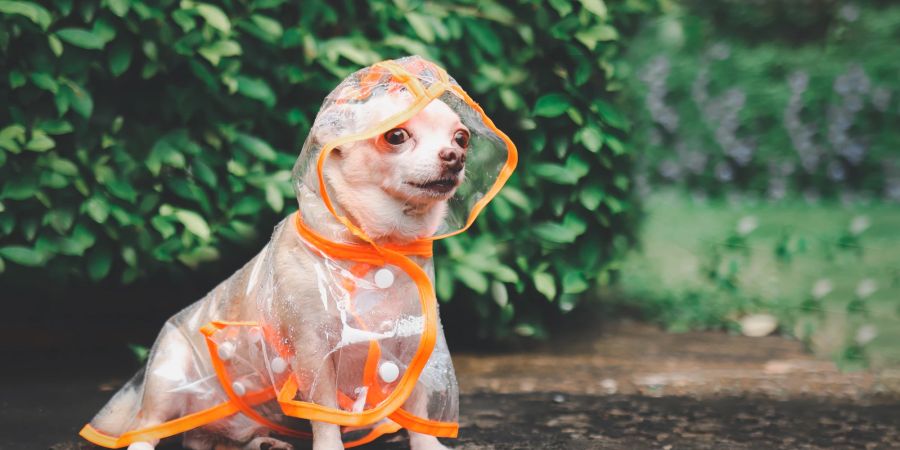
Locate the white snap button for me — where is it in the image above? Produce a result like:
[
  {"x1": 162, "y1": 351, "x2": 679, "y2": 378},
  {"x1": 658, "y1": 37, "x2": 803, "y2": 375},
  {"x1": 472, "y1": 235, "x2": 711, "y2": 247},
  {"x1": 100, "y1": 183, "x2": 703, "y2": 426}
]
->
[
  {"x1": 217, "y1": 342, "x2": 235, "y2": 360},
  {"x1": 374, "y1": 268, "x2": 394, "y2": 288},
  {"x1": 379, "y1": 361, "x2": 400, "y2": 383},
  {"x1": 271, "y1": 357, "x2": 287, "y2": 374},
  {"x1": 231, "y1": 381, "x2": 246, "y2": 396},
  {"x1": 247, "y1": 326, "x2": 263, "y2": 344}
]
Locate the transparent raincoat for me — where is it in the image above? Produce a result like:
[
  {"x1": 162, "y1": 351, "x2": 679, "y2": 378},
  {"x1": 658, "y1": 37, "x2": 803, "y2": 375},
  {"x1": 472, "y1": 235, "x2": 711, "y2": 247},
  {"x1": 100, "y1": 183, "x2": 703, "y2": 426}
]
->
[{"x1": 80, "y1": 56, "x2": 517, "y2": 448}]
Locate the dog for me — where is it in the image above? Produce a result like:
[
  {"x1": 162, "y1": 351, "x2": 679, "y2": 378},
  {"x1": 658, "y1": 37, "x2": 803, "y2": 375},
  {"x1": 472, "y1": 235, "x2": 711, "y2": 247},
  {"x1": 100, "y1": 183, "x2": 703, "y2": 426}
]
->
[{"x1": 88, "y1": 92, "x2": 468, "y2": 450}]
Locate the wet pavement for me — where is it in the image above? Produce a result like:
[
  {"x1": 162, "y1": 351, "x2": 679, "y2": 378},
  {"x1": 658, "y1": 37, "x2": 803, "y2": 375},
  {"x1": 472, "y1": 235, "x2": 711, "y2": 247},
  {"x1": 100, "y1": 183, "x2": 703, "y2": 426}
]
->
[{"x1": 5, "y1": 322, "x2": 899, "y2": 449}]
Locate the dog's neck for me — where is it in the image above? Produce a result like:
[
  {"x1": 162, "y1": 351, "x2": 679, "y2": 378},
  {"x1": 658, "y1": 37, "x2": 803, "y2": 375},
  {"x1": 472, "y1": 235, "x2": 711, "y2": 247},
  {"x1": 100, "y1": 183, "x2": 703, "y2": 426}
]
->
[{"x1": 296, "y1": 183, "x2": 446, "y2": 245}]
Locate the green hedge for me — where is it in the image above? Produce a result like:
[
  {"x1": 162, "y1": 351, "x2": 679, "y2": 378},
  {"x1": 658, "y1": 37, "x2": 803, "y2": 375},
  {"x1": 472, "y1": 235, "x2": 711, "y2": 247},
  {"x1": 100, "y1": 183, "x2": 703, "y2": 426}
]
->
[{"x1": 0, "y1": 0, "x2": 660, "y2": 339}]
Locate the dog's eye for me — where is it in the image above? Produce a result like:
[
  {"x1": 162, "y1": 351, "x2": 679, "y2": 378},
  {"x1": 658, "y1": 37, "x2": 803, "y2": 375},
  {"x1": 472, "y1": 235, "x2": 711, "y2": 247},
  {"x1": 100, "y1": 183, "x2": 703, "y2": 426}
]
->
[
  {"x1": 453, "y1": 129, "x2": 470, "y2": 149},
  {"x1": 384, "y1": 128, "x2": 410, "y2": 145}
]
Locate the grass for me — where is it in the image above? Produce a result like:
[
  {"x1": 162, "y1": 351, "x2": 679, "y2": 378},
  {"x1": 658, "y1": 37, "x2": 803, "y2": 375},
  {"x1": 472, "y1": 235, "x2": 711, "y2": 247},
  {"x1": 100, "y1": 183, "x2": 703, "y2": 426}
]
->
[{"x1": 614, "y1": 190, "x2": 900, "y2": 369}]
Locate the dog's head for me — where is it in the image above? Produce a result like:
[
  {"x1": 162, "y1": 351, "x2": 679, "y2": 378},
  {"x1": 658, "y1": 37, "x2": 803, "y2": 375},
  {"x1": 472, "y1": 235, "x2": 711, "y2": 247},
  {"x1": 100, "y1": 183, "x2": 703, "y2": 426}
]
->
[{"x1": 310, "y1": 94, "x2": 469, "y2": 241}]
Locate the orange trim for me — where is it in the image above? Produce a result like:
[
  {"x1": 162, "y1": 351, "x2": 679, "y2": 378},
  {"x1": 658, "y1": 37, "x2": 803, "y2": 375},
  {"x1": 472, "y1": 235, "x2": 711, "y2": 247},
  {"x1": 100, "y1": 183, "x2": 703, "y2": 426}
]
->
[
  {"x1": 390, "y1": 408, "x2": 459, "y2": 438},
  {"x1": 79, "y1": 389, "x2": 274, "y2": 448},
  {"x1": 429, "y1": 83, "x2": 519, "y2": 240},
  {"x1": 345, "y1": 420, "x2": 403, "y2": 448},
  {"x1": 294, "y1": 212, "x2": 432, "y2": 262}
]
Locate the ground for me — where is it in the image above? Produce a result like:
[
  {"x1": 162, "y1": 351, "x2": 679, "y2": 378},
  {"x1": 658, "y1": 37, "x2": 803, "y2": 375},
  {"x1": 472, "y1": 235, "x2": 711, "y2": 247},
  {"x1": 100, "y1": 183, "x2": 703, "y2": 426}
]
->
[{"x1": 3, "y1": 322, "x2": 898, "y2": 450}]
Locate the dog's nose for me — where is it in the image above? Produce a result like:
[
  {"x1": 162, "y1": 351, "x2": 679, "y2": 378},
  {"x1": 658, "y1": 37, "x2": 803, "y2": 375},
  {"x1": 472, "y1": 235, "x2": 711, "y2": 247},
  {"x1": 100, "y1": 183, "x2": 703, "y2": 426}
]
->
[{"x1": 439, "y1": 148, "x2": 465, "y2": 173}]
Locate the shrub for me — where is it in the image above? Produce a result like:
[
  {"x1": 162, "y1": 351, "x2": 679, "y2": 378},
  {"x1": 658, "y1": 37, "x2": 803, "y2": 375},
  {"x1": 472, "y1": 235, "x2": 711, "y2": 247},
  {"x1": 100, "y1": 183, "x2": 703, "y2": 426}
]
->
[
  {"x1": 624, "y1": 1, "x2": 900, "y2": 201},
  {"x1": 0, "y1": 0, "x2": 660, "y2": 339}
]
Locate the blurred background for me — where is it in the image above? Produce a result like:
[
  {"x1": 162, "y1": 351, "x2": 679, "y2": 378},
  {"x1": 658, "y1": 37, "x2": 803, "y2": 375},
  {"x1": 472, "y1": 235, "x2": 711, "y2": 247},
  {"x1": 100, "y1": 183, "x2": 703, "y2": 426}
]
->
[{"x1": 0, "y1": 0, "x2": 898, "y2": 393}]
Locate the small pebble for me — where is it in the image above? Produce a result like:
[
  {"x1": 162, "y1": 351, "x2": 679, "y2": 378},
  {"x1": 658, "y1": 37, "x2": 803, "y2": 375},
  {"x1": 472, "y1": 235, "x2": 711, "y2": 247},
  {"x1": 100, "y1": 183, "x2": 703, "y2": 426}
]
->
[
  {"x1": 553, "y1": 394, "x2": 566, "y2": 403},
  {"x1": 739, "y1": 313, "x2": 778, "y2": 337}
]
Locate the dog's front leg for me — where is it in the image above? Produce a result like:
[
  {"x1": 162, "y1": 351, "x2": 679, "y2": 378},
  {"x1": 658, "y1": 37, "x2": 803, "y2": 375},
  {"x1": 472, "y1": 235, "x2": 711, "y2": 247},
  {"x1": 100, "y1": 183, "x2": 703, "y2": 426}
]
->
[
  {"x1": 405, "y1": 389, "x2": 450, "y2": 450},
  {"x1": 293, "y1": 346, "x2": 344, "y2": 450}
]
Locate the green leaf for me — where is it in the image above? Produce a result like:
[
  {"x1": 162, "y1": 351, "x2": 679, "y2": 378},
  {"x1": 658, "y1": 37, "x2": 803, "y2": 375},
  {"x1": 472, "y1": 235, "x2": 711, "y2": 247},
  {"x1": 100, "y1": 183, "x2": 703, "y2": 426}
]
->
[
  {"x1": 0, "y1": 246, "x2": 45, "y2": 266},
  {"x1": 173, "y1": 209, "x2": 211, "y2": 240},
  {"x1": 108, "y1": 0, "x2": 130, "y2": 17},
  {"x1": 605, "y1": 135, "x2": 625, "y2": 155},
  {"x1": 56, "y1": 28, "x2": 108, "y2": 49},
  {"x1": 87, "y1": 246, "x2": 112, "y2": 281},
  {"x1": 578, "y1": 125, "x2": 604, "y2": 153},
  {"x1": 579, "y1": 184, "x2": 606, "y2": 210},
  {"x1": 562, "y1": 271, "x2": 589, "y2": 294},
  {"x1": 454, "y1": 265, "x2": 489, "y2": 294},
  {"x1": 0, "y1": 1, "x2": 51, "y2": 30},
  {"x1": 235, "y1": 75, "x2": 276, "y2": 107},
  {"x1": 533, "y1": 272, "x2": 557, "y2": 300},
  {"x1": 0, "y1": 124, "x2": 25, "y2": 151},
  {"x1": 2, "y1": 175, "x2": 37, "y2": 199},
  {"x1": 29, "y1": 72, "x2": 57, "y2": 93},
  {"x1": 198, "y1": 40, "x2": 241, "y2": 65},
  {"x1": 151, "y1": 216, "x2": 176, "y2": 238},
  {"x1": 178, "y1": 245, "x2": 220, "y2": 268},
  {"x1": 533, "y1": 163, "x2": 580, "y2": 185},
  {"x1": 195, "y1": 3, "x2": 231, "y2": 33},
  {"x1": 580, "y1": 0, "x2": 608, "y2": 19},
  {"x1": 265, "y1": 183, "x2": 283, "y2": 212},
  {"x1": 592, "y1": 99, "x2": 628, "y2": 130},
  {"x1": 534, "y1": 93, "x2": 572, "y2": 118},
  {"x1": 192, "y1": 159, "x2": 217, "y2": 187},
  {"x1": 231, "y1": 196, "x2": 262, "y2": 216},
  {"x1": 548, "y1": 0, "x2": 572, "y2": 16},
  {"x1": 25, "y1": 132, "x2": 55, "y2": 152},
  {"x1": 61, "y1": 82, "x2": 94, "y2": 118},
  {"x1": 250, "y1": 14, "x2": 283, "y2": 39},
  {"x1": 84, "y1": 197, "x2": 109, "y2": 223},
  {"x1": 407, "y1": 12, "x2": 435, "y2": 43},
  {"x1": 234, "y1": 133, "x2": 277, "y2": 161},
  {"x1": 37, "y1": 119, "x2": 73, "y2": 135},
  {"x1": 491, "y1": 280, "x2": 508, "y2": 307},
  {"x1": 47, "y1": 34, "x2": 63, "y2": 56},
  {"x1": 491, "y1": 264, "x2": 520, "y2": 283},
  {"x1": 533, "y1": 221, "x2": 579, "y2": 244},
  {"x1": 464, "y1": 21, "x2": 502, "y2": 56},
  {"x1": 565, "y1": 154, "x2": 591, "y2": 178},
  {"x1": 575, "y1": 25, "x2": 618, "y2": 50},
  {"x1": 108, "y1": 41, "x2": 133, "y2": 76},
  {"x1": 128, "y1": 344, "x2": 149, "y2": 363}
]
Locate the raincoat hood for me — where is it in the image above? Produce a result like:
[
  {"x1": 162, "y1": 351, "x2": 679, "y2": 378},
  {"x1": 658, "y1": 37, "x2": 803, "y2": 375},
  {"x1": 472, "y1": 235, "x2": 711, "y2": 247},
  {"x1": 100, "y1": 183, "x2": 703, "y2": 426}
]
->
[
  {"x1": 79, "y1": 56, "x2": 517, "y2": 449},
  {"x1": 293, "y1": 55, "x2": 517, "y2": 243}
]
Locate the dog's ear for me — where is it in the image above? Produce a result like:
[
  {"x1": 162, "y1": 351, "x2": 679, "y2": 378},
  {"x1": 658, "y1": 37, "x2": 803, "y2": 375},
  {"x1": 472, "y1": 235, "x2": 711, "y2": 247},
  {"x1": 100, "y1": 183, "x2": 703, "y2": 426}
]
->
[{"x1": 312, "y1": 103, "x2": 359, "y2": 149}]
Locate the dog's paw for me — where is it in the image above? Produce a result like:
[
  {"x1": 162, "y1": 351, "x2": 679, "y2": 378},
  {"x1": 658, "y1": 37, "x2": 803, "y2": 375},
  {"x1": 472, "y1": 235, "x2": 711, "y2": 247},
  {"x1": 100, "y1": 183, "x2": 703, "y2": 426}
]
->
[
  {"x1": 410, "y1": 435, "x2": 450, "y2": 450},
  {"x1": 243, "y1": 436, "x2": 294, "y2": 450},
  {"x1": 127, "y1": 442, "x2": 155, "y2": 450}
]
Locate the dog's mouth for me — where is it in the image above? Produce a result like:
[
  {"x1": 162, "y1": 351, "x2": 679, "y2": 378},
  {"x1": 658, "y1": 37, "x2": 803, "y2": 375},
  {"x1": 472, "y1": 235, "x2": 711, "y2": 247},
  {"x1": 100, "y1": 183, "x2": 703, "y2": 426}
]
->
[{"x1": 406, "y1": 177, "x2": 460, "y2": 194}]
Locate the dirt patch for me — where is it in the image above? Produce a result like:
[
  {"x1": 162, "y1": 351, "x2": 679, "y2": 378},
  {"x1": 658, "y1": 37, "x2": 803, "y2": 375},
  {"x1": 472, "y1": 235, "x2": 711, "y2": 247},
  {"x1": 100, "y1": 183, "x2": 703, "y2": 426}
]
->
[
  {"x1": 453, "y1": 322, "x2": 900, "y2": 402},
  {"x1": 8, "y1": 322, "x2": 900, "y2": 449}
]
